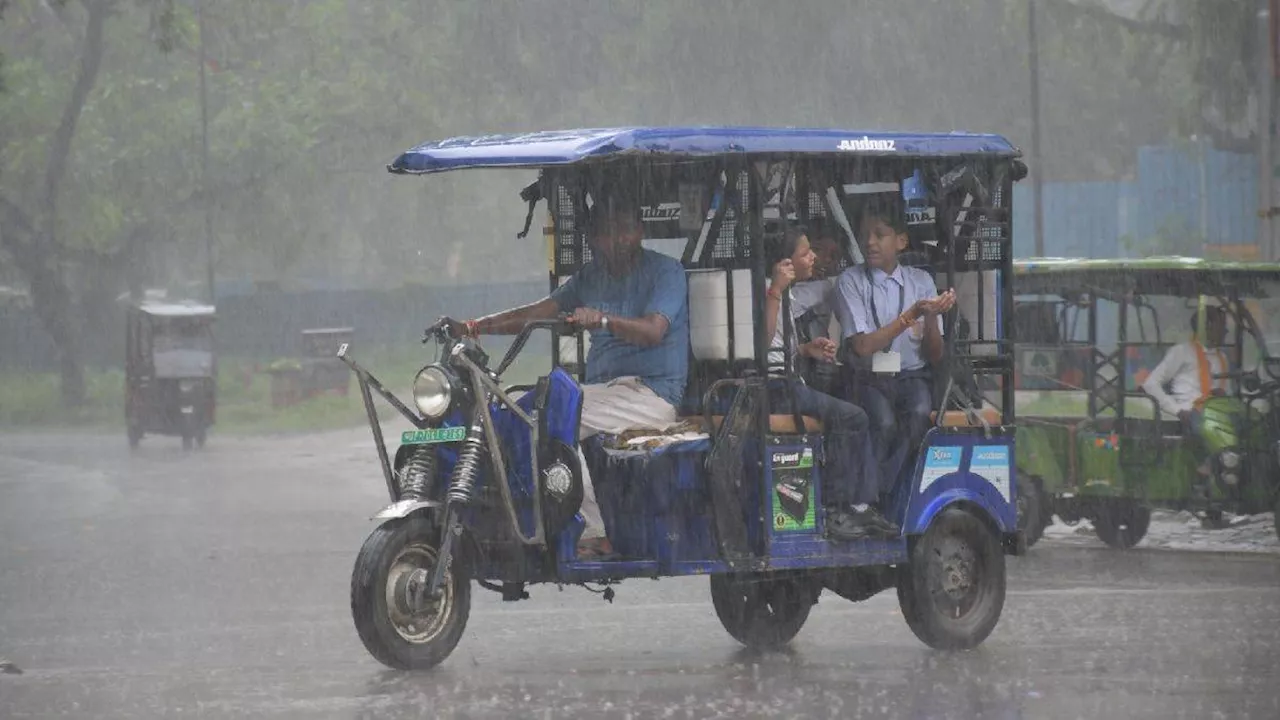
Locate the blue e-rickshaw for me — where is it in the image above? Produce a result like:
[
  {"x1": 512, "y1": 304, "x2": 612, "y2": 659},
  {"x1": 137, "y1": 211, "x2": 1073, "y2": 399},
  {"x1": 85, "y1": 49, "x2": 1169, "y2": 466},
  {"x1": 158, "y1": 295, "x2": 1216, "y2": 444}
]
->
[{"x1": 338, "y1": 127, "x2": 1028, "y2": 670}]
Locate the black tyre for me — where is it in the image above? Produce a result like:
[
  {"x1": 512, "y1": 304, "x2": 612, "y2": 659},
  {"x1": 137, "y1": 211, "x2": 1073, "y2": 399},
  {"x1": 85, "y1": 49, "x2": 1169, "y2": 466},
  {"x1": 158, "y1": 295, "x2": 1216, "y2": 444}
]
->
[
  {"x1": 897, "y1": 507, "x2": 1006, "y2": 651},
  {"x1": 181, "y1": 434, "x2": 193, "y2": 451},
  {"x1": 127, "y1": 425, "x2": 142, "y2": 449},
  {"x1": 351, "y1": 517, "x2": 470, "y2": 671},
  {"x1": 709, "y1": 573, "x2": 814, "y2": 649},
  {"x1": 1015, "y1": 475, "x2": 1046, "y2": 548},
  {"x1": 1273, "y1": 492, "x2": 1279, "y2": 543},
  {"x1": 1093, "y1": 502, "x2": 1151, "y2": 549},
  {"x1": 195, "y1": 426, "x2": 207, "y2": 449}
]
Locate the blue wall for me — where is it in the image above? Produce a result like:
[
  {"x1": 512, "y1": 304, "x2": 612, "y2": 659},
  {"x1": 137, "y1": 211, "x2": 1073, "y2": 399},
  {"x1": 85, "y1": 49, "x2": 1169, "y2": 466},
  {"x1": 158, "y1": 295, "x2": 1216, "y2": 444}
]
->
[{"x1": 1013, "y1": 145, "x2": 1257, "y2": 259}]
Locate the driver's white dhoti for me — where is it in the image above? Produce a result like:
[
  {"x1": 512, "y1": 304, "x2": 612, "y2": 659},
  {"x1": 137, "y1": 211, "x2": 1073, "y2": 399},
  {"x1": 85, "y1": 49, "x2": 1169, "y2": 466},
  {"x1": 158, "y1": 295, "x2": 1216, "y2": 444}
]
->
[{"x1": 575, "y1": 375, "x2": 679, "y2": 539}]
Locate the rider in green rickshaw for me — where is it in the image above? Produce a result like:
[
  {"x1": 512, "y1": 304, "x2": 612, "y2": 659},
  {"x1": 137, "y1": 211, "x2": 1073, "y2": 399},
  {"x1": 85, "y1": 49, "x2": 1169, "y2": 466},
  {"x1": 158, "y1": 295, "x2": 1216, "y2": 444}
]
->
[{"x1": 1141, "y1": 304, "x2": 1232, "y2": 482}]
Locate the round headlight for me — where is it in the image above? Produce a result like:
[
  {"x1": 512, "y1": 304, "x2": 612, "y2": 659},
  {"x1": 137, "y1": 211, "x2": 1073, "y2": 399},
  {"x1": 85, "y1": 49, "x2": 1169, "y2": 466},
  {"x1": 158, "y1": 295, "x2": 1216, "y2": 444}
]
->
[
  {"x1": 1222, "y1": 472, "x2": 1240, "y2": 486},
  {"x1": 412, "y1": 366, "x2": 453, "y2": 419},
  {"x1": 1220, "y1": 451, "x2": 1241, "y2": 470}
]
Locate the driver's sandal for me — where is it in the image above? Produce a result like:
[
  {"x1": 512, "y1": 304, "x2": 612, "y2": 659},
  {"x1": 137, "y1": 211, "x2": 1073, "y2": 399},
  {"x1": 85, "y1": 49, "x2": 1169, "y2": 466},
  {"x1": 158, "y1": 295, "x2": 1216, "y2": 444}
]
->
[{"x1": 576, "y1": 536, "x2": 620, "y2": 561}]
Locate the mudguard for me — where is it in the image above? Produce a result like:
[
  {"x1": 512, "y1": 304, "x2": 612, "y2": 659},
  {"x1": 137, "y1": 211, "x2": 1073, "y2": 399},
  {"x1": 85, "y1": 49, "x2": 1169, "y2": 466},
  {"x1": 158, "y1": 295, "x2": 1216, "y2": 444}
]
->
[
  {"x1": 900, "y1": 429, "x2": 1017, "y2": 536},
  {"x1": 371, "y1": 498, "x2": 442, "y2": 520}
]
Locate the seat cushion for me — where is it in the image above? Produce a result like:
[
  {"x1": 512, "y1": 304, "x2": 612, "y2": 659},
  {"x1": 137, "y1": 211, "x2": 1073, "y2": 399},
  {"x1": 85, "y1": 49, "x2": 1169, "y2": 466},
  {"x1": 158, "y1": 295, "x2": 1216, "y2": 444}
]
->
[{"x1": 930, "y1": 408, "x2": 1003, "y2": 427}]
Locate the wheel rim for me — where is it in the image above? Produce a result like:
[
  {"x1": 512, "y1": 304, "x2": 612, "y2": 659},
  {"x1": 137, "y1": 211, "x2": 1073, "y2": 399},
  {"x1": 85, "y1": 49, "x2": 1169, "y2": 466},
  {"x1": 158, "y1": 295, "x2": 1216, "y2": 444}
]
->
[
  {"x1": 384, "y1": 543, "x2": 454, "y2": 644},
  {"x1": 927, "y1": 533, "x2": 985, "y2": 619}
]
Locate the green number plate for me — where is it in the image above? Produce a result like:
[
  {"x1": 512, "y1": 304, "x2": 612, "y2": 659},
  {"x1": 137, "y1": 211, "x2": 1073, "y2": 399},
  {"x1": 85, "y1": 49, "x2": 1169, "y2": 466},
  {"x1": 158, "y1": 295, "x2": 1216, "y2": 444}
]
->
[{"x1": 400, "y1": 426, "x2": 466, "y2": 445}]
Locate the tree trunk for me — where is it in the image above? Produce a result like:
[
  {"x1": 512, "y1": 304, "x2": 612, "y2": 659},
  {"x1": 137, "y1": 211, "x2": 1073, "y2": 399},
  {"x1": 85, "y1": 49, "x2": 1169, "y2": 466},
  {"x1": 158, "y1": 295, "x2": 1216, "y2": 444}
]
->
[
  {"x1": 2, "y1": 0, "x2": 113, "y2": 406},
  {"x1": 3, "y1": 226, "x2": 87, "y2": 406}
]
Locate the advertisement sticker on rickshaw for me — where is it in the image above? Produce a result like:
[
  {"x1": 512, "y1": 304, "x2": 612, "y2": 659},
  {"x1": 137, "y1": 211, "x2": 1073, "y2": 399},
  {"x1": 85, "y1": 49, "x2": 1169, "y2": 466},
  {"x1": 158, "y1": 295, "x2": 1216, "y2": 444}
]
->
[
  {"x1": 400, "y1": 426, "x2": 467, "y2": 445},
  {"x1": 771, "y1": 449, "x2": 817, "y2": 532},
  {"x1": 920, "y1": 446, "x2": 963, "y2": 494},
  {"x1": 969, "y1": 446, "x2": 1012, "y2": 503}
]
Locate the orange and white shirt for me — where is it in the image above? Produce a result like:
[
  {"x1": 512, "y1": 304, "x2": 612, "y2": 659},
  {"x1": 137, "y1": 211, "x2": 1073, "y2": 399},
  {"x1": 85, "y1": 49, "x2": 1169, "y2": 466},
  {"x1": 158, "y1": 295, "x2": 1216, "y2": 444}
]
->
[{"x1": 1141, "y1": 341, "x2": 1229, "y2": 417}]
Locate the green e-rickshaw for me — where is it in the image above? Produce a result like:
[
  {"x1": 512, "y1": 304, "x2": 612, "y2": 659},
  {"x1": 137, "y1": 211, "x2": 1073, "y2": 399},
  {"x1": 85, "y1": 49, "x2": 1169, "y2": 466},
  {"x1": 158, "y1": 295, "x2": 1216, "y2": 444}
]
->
[{"x1": 1012, "y1": 257, "x2": 1280, "y2": 547}]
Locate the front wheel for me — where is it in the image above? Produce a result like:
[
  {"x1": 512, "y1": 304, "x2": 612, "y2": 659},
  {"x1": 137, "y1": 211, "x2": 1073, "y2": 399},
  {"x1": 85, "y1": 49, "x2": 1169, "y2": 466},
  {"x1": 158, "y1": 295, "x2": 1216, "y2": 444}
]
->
[
  {"x1": 897, "y1": 507, "x2": 1006, "y2": 650},
  {"x1": 709, "y1": 573, "x2": 815, "y2": 649},
  {"x1": 1093, "y1": 502, "x2": 1151, "y2": 549},
  {"x1": 350, "y1": 517, "x2": 470, "y2": 671}
]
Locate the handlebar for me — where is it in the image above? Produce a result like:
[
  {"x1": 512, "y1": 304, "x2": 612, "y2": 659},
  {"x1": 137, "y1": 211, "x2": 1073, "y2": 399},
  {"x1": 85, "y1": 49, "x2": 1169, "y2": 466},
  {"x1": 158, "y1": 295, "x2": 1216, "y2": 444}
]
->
[
  {"x1": 423, "y1": 315, "x2": 581, "y2": 378},
  {"x1": 493, "y1": 316, "x2": 579, "y2": 377}
]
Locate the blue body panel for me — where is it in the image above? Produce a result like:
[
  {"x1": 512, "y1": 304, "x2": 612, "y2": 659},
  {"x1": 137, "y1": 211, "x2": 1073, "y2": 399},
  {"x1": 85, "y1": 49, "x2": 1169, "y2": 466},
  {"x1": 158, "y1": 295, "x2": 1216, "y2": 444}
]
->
[
  {"x1": 390, "y1": 126, "x2": 1021, "y2": 175},
  {"x1": 436, "y1": 366, "x2": 583, "y2": 539},
  {"x1": 900, "y1": 430, "x2": 1018, "y2": 535},
  {"x1": 427, "y1": 370, "x2": 1013, "y2": 583}
]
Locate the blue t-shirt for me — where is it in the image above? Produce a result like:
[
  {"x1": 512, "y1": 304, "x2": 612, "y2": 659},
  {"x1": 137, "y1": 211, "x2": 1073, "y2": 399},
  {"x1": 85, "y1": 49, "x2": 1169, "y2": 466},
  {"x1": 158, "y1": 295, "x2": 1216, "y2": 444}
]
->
[{"x1": 550, "y1": 249, "x2": 689, "y2": 406}]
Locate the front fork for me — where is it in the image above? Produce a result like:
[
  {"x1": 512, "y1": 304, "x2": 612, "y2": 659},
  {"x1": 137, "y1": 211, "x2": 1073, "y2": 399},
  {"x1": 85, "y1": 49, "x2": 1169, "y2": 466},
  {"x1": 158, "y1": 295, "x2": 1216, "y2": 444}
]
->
[{"x1": 337, "y1": 343, "x2": 550, "y2": 601}]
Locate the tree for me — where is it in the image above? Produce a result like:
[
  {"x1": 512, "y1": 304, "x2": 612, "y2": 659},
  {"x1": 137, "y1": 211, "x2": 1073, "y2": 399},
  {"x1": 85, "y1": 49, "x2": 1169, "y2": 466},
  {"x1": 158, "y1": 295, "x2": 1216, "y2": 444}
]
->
[{"x1": 0, "y1": 0, "x2": 180, "y2": 403}]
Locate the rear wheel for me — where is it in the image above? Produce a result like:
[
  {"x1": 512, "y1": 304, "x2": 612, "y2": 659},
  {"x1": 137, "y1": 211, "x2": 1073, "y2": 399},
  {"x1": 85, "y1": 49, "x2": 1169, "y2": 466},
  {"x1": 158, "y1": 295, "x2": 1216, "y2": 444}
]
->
[
  {"x1": 1016, "y1": 474, "x2": 1047, "y2": 548},
  {"x1": 127, "y1": 424, "x2": 142, "y2": 449},
  {"x1": 1093, "y1": 502, "x2": 1151, "y2": 549},
  {"x1": 709, "y1": 573, "x2": 815, "y2": 649},
  {"x1": 351, "y1": 517, "x2": 470, "y2": 671},
  {"x1": 898, "y1": 507, "x2": 1006, "y2": 650}
]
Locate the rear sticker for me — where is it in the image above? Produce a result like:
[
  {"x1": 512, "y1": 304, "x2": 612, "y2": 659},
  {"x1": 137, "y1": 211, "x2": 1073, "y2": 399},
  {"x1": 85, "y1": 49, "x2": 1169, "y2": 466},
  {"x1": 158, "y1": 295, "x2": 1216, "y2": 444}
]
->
[
  {"x1": 920, "y1": 446, "x2": 963, "y2": 494},
  {"x1": 969, "y1": 445, "x2": 1012, "y2": 503},
  {"x1": 771, "y1": 449, "x2": 816, "y2": 532}
]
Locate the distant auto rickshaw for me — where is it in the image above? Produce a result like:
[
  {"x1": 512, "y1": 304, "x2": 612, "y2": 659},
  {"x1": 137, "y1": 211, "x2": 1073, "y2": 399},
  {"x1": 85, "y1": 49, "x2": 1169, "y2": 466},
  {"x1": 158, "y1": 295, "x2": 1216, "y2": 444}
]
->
[
  {"x1": 338, "y1": 125, "x2": 1030, "y2": 670},
  {"x1": 1012, "y1": 258, "x2": 1280, "y2": 547},
  {"x1": 124, "y1": 300, "x2": 217, "y2": 450}
]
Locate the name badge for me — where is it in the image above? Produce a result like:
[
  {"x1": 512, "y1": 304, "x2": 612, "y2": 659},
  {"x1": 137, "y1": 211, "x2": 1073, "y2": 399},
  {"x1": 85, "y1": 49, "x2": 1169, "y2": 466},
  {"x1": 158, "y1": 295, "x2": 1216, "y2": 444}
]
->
[{"x1": 873, "y1": 350, "x2": 902, "y2": 374}]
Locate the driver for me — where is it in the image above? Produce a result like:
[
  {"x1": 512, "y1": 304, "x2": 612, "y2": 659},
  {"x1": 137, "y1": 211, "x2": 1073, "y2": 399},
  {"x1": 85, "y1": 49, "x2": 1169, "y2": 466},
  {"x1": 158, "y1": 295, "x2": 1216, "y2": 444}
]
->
[
  {"x1": 451, "y1": 196, "x2": 690, "y2": 559},
  {"x1": 1141, "y1": 305, "x2": 1231, "y2": 431}
]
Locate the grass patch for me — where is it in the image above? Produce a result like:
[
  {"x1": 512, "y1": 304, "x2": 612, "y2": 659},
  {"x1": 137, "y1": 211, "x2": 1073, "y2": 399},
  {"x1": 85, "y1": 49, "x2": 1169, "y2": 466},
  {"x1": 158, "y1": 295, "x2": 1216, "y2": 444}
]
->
[{"x1": 0, "y1": 341, "x2": 550, "y2": 435}]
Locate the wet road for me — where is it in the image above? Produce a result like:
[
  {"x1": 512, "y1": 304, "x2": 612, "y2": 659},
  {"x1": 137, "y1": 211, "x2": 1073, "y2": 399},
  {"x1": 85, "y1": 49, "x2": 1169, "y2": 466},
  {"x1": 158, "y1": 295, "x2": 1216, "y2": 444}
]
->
[{"x1": 1, "y1": 429, "x2": 1278, "y2": 719}]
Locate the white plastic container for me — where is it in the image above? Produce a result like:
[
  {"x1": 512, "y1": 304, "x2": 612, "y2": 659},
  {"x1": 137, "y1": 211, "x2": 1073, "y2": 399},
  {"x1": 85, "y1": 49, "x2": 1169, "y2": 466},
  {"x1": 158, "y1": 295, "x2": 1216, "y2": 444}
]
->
[
  {"x1": 954, "y1": 269, "x2": 1002, "y2": 356},
  {"x1": 687, "y1": 268, "x2": 755, "y2": 361}
]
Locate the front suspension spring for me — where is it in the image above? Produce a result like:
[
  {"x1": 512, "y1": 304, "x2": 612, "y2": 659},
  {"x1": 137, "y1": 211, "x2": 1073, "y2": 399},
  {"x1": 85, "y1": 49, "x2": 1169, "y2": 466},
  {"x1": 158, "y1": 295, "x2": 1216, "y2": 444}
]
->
[
  {"x1": 397, "y1": 447, "x2": 436, "y2": 501},
  {"x1": 447, "y1": 424, "x2": 485, "y2": 505}
]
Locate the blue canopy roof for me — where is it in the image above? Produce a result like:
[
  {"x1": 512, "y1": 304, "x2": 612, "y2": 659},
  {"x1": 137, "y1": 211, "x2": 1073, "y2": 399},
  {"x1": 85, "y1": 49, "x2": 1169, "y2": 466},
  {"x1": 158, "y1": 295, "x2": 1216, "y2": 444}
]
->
[{"x1": 389, "y1": 126, "x2": 1021, "y2": 175}]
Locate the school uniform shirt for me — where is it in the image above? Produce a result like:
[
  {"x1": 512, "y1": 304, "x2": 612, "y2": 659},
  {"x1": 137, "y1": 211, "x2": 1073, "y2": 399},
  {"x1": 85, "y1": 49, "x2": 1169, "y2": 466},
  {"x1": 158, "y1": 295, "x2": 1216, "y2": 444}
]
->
[
  {"x1": 767, "y1": 277, "x2": 836, "y2": 372},
  {"x1": 1141, "y1": 341, "x2": 1230, "y2": 417},
  {"x1": 834, "y1": 263, "x2": 943, "y2": 373}
]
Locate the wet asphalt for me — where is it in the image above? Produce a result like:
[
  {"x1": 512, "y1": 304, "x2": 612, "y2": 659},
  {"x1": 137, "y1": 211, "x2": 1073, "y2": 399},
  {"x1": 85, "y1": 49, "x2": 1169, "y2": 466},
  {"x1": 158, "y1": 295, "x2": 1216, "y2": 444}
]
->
[{"x1": 1, "y1": 429, "x2": 1278, "y2": 720}]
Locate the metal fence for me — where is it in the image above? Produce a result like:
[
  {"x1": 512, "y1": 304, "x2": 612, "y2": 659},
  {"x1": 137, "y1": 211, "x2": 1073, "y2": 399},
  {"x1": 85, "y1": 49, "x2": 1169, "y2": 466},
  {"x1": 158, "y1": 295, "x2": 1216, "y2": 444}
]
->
[{"x1": 0, "y1": 280, "x2": 550, "y2": 371}]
